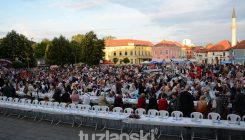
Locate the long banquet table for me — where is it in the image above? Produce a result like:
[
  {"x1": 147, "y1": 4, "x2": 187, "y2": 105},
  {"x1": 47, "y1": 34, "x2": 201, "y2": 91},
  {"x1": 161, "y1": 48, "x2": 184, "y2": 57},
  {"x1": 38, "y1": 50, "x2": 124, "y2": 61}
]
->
[
  {"x1": 0, "y1": 99, "x2": 243, "y2": 132},
  {"x1": 123, "y1": 116, "x2": 245, "y2": 131}
]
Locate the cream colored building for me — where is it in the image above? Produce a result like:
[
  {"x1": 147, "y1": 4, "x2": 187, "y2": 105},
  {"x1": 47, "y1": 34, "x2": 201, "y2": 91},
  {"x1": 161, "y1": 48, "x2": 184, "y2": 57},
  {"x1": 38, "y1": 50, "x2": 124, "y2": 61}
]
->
[{"x1": 104, "y1": 39, "x2": 153, "y2": 64}]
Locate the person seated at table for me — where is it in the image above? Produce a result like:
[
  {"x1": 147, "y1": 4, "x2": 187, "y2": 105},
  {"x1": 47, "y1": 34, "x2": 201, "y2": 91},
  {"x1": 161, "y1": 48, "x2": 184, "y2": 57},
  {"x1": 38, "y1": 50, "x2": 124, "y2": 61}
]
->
[
  {"x1": 137, "y1": 93, "x2": 146, "y2": 109},
  {"x1": 2, "y1": 80, "x2": 16, "y2": 98},
  {"x1": 148, "y1": 93, "x2": 158, "y2": 111},
  {"x1": 98, "y1": 92, "x2": 108, "y2": 106},
  {"x1": 128, "y1": 83, "x2": 136, "y2": 93},
  {"x1": 196, "y1": 95, "x2": 208, "y2": 117},
  {"x1": 91, "y1": 86, "x2": 99, "y2": 96},
  {"x1": 81, "y1": 88, "x2": 91, "y2": 105},
  {"x1": 70, "y1": 90, "x2": 80, "y2": 104},
  {"x1": 52, "y1": 83, "x2": 62, "y2": 102},
  {"x1": 114, "y1": 94, "x2": 123, "y2": 108},
  {"x1": 109, "y1": 91, "x2": 116, "y2": 98},
  {"x1": 158, "y1": 94, "x2": 168, "y2": 111},
  {"x1": 61, "y1": 90, "x2": 71, "y2": 103}
]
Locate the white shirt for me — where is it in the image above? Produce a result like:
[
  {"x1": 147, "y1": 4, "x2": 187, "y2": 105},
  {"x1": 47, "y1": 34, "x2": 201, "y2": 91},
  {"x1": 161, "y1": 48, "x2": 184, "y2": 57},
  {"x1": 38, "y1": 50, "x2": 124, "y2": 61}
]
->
[
  {"x1": 82, "y1": 93, "x2": 90, "y2": 105},
  {"x1": 91, "y1": 90, "x2": 98, "y2": 96}
]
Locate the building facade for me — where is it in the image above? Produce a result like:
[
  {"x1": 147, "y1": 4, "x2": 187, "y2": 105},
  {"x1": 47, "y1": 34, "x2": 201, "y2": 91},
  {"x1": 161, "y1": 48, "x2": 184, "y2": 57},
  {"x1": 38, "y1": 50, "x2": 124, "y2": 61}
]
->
[
  {"x1": 180, "y1": 47, "x2": 187, "y2": 59},
  {"x1": 104, "y1": 39, "x2": 152, "y2": 64},
  {"x1": 229, "y1": 40, "x2": 245, "y2": 64},
  {"x1": 195, "y1": 40, "x2": 231, "y2": 64},
  {"x1": 152, "y1": 40, "x2": 181, "y2": 61}
]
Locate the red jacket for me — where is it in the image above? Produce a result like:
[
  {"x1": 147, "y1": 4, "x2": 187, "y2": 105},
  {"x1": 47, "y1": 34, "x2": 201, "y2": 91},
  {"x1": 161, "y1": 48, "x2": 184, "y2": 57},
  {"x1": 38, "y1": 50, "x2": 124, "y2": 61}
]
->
[
  {"x1": 158, "y1": 98, "x2": 168, "y2": 110},
  {"x1": 137, "y1": 97, "x2": 146, "y2": 109}
]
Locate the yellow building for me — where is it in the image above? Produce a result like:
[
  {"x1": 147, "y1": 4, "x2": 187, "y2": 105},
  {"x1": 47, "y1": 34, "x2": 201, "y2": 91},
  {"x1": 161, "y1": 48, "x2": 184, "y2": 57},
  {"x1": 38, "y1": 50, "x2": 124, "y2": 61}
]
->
[{"x1": 104, "y1": 39, "x2": 153, "y2": 64}]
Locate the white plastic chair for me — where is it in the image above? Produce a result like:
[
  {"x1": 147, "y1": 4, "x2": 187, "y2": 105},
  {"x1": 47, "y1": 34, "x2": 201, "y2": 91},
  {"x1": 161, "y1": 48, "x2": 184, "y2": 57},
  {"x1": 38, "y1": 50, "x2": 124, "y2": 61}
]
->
[
  {"x1": 92, "y1": 105, "x2": 100, "y2": 112},
  {"x1": 76, "y1": 104, "x2": 83, "y2": 111},
  {"x1": 113, "y1": 107, "x2": 123, "y2": 113},
  {"x1": 227, "y1": 114, "x2": 242, "y2": 140},
  {"x1": 60, "y1": 103, "x2": 67, "y2": 109},
  {"x1": 190, "y1": 112, "x2": 204, "y2": 140},
  {"x1": 208, "y1": 112, "x2": 221, "y2": 123},
  {"x1": 191, "y1": 112, "x2": 203, "y2": 121},
  {"x1": 68, "y1": 103, "x2": 77, "y2": 111},
  {"x1": 81, "y1": 105, "x2": 91, "y2": 111},
  {"x1": 13, "y1": 98, "x2": 19, "y2": 104},
  {"x1": 171, "y1": 111, "x2": 183, "y2": 120},
  {"x1": 101, "y1": 106, "x2": 109, "y2": 112},
  {"x1": 159, "y1": 110, "x2": 169, "y2": 119},
  {"x1": 53, "y1": 102, "x2": 60, "y2": 108},
  {"x1": 25, "y1": 99, "x2": 32, "y2": 105},
  {"x1": 77, "y1": 104, "x2": 91, "y2": 128},
  {"x1": 2, "y1": 96, "x2": 7, "y2": 102},
  {"x1": 18, "y1": 98, "x2": 26, "y2": 105},
  {"x1": 39, "y1": 101, "x2": 46, "y2": 107},
  {"x1": 227, "y1": 114, "x2": 241, "y2": 124},
  {"x1": 147, "y1": 109, "x2": 159, "y2": 117},
  {"x1": 32, "y1": 100, "x2": 39, "y2": 106},
  {"x1": 45, "y1": 101, "x2": 54, "y2": 108},
  {"x1": 124, "y1": 108, "x2": 134, "y2": 115},
  {"x1": 6, "y1": 97, "x2": 13, "y2": 103},
  {"x1": 157, "y1": 110, "x2": 170, "y2": 138},
  {"x1": 194, "y1": 112, "x2": 220, "y2": 140},
  {"x1": 135, "y1": 108, "x2": 146, "y2": 116}
]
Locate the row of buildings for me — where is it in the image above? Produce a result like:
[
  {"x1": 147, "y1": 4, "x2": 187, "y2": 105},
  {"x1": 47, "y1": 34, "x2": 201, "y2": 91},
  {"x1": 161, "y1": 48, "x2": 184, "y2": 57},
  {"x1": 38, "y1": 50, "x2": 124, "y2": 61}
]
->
[
  {"x1": 103, "y1": 39, "x2": 245, "y2": 65},
  {"x1": 103, "y1": 8, "x2": 245, "y2": 65}
]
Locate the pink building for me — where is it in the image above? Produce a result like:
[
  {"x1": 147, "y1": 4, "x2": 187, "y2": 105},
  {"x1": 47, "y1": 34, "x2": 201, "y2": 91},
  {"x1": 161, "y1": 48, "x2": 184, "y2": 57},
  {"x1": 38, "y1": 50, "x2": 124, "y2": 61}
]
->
[{"x1": 152, "y1": 40, "x2": 181, "y2": 61}]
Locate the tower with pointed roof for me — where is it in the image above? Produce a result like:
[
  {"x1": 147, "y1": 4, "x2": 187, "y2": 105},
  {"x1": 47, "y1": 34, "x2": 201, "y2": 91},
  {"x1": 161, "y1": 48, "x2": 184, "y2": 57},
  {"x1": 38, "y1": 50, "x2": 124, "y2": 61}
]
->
[{"x1": 232, "y1": 8, "x2": 237, "y2": 47}]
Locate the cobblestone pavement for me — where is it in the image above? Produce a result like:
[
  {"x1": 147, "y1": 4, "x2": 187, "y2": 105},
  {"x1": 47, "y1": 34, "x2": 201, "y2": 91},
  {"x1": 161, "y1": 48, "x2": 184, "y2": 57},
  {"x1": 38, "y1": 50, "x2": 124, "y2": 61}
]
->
[{"x1": 0, "y1": 115, "x2": 243, "y2": 140}]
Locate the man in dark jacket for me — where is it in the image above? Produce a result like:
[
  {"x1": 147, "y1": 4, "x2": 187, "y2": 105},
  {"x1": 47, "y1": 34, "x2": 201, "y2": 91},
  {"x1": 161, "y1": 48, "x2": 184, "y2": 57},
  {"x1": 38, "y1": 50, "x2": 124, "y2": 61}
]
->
[
  {"x1": 61, "y1": 91, "x2": 71, "y2": 103},
  {"x1": 148, "y1": 93, "x2": 158, "y2": 110},
  {"x1": 233, "y1": 89, "x2": 245, "y2": 117},
  {"x1": 178, "y1": 85, "x2": 194, "y2": 117},
  {"x1": 2, "y1": 80, "x2": 16, "y2": 97},
  {"x1": 52, "y1": 87, "x2": 62, "y2": 102},
  {"x1": 114, "y1": 94, "x2": 123, "y2": 108}
]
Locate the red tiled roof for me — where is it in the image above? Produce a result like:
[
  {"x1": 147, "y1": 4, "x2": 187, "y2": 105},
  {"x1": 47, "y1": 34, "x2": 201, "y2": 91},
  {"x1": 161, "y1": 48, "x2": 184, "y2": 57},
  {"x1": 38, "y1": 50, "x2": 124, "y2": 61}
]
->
[
  {"x1": 196, "y1": 48, "x2": 208, "y2": 53},
  {"x1": 154, "y1": 40, "x2": 182, "y2": 47},
  {"x1": 207, "y1": 40, "x2": 231, "y2": 52},
  {"x1": 105, "y1": 39, "x2": 153, "y2": 47},
  {"x1": 231, "y1": 40, "x2": 245, "y2": 49},
  {"x1": 206, "y1": 44, "x2": 213, "y2": 49}
]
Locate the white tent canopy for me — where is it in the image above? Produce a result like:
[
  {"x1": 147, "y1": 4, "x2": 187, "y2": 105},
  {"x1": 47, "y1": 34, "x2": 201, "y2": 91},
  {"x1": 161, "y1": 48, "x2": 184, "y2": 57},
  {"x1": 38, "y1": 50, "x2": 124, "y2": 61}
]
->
[{"x1": 141, "y1": 61, "x2": 150, "y2": 64}]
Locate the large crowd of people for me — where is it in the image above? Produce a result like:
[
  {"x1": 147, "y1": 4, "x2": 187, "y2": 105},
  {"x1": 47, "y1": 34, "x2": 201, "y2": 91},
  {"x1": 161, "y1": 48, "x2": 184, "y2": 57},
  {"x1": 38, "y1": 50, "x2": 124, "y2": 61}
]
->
[{"x1": 0, "y1": 63, "x2": 245, "y2": 119}]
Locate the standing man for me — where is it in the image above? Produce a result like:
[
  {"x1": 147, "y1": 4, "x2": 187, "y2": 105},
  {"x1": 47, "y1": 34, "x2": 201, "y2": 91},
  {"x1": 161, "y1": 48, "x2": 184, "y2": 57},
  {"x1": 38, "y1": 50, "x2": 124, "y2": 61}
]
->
[{"x1": 178, "y1": 85, "x2": 194, "y2": 117}]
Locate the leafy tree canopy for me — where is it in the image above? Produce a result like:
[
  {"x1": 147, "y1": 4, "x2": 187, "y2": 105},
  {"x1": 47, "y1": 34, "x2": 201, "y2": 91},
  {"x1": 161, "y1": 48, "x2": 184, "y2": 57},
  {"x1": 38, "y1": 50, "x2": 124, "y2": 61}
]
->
[
  {"x1": 0, "y1": 30, "x2": 35, "y2": 67},
  {"x1": 123, "y1": 57, "x2": 130, "y2": 64}
]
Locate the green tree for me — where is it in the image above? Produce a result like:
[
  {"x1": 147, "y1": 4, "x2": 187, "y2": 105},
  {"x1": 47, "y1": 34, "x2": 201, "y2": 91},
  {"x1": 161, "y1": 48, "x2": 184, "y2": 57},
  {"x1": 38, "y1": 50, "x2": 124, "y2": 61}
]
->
[
  {"x1": 113, "y1": 58, "x2": 118, "y2": 64},
  {"x1": 70, "y1": 40, "x2": 82, "y2": 64},
  {"x1": 103, "y1": 35, "x2": 116, "y2": 40},
  {"x1": 45, "y1": 36, "x2": 72, "y2": 65},
  {"x1": 123, "y1": 57, "x2": 130, "y2": 64},
  {"x1": 33, "y1": 39, "x2": 51, "y2": 59},
  {"x1": 71, "y1": 34, "x2": 85, "y2": 44},
  {"x1": 80, "y1": 31, "x2": 105, "y2": 65},
  {"x1": 0, "y1": 30, "x2": 35, "y2": 67}
]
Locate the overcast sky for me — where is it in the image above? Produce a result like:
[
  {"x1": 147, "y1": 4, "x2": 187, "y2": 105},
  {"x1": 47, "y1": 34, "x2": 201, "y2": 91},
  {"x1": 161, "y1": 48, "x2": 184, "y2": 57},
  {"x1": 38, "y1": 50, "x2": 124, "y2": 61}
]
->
[{"x1": 0, "y1": 0, "x2": 244, "y2": 45}]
